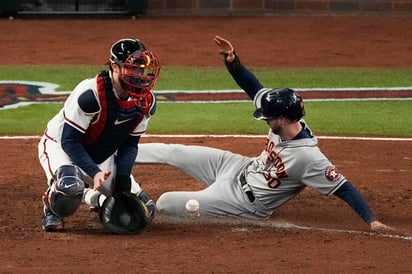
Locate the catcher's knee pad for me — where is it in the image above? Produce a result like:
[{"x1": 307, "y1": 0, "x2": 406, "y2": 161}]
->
[{"x1": 47, "y1": 165, "x2": 85, "y2": 217}]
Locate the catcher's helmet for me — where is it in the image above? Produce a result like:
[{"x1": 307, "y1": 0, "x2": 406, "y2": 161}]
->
[
  {"x1": 109, "y1": 38, "x2": 161, "y2": 103},
  {"x1": 253, "y1": 88, "x2": 305, "y2": 121},
  {"x1": 109, "y1": 38, "x2": 146, "y2": 64}
]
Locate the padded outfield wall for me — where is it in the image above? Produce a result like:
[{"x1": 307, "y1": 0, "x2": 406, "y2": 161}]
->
[
  {"x1": 1, "y1": 0, "x2": 412, "y2": 17},
  {"x1": 148, "y1": 0, "x2": 412, "y2": 15}
]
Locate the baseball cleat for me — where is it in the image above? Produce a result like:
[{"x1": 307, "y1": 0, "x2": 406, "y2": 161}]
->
[{"x1": 41, "y1": 208, "x2": 64, "y2": 232}]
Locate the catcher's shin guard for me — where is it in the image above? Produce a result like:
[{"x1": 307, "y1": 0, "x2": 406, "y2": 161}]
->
[{"x1": 46, "y1": 165, "x2": 85, "y2": 217}]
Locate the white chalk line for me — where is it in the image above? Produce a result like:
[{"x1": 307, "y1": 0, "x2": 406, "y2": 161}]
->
[
  {"x1": 155, "y1": 87, "x2": 412, "y2": 93},
  {"x1": 157, "y1": 88, "x2": 412, "y2": 102},
  {"x1": 225, "y1": 218, "x2": 412, "y2": 241},
  {"x1": 2, "y1": 134, "x2": 410, "y2": 240},
  {"x1": 157, "y1": 216, "x2": 412, "y2": 241},
  {"x1": 1, "y1": 134, "x2": 411, "y2": 141},
  {"x1": 264, "y1": 221, "x2": 412, "y2": 241}
]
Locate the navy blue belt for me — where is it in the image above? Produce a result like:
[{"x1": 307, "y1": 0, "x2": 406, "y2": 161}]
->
[{"x1": 239, "y1": 172, "x2": 255, "y2": 203}]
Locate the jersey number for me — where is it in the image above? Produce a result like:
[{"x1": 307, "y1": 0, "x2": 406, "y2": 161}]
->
[{"x1": 263, "y1": 172, "x2": 281, "y2": 189}]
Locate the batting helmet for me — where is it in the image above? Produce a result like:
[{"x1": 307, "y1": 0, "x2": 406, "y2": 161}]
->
[{"x1": 253, "y1": 88, "x2": 305, "y2": 121}]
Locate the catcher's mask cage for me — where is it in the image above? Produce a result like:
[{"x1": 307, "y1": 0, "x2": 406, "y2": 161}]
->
[
  {"x1": 109, "y1": 38, "x2": 161, "y2": 109},
  {"x1": 253, "y1": 88, "x2": 305, "y2": 122},
  {"x1": 119, "y1": 50, "x2": 161, "y2": 95}
]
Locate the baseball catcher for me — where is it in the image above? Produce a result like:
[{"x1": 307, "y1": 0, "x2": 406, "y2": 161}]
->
[
  {"x1": 38, "y1": 37, "x2": 159, "y2": 232},
  {"x1": 99, "y1": 191, "x2": 152, "y2": 234}
]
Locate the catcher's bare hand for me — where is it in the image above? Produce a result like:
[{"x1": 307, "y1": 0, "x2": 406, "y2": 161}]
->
[
  {"x1": 370, "y1": 220, "x2": 396, "y2": 233},
  {"x1": 214, "y1": 35, "x2": 235, "y2": 62},
  {"x1": 93, "y1": 170, "x2": 111, "y2": 196}
]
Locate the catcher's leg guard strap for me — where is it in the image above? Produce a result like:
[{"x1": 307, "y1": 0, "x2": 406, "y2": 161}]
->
[{"x1": 48, "y1": 165, "x2": 85, "y2": 217}]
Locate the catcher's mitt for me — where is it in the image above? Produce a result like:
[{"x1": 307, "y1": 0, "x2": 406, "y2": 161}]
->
[{"x1": 99, "y1": 191, "x2": 151, "y2": 234}]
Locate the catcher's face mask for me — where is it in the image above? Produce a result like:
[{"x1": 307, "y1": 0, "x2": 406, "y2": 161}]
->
[{"x1": 119, "y1": 50, "x2": 161, "y2": 95}]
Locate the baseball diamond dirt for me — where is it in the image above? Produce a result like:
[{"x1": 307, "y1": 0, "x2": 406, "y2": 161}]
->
[{"x1": 0, "y1": 16, "x2": 412, "y2": 273}]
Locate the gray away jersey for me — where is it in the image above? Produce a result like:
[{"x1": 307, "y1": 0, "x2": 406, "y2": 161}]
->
[{"x1": 245, "y1": 121, "x2": 347, "y2": 210}]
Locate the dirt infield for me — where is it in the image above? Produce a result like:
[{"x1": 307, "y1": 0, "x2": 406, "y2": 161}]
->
[{"x1": 1, "y1": 16, "x2": 412, "y2": 273}]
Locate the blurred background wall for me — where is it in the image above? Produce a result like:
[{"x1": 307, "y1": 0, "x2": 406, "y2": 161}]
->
[{"x1": 1, "y1": 0, "x2": 411, "y2": 17}]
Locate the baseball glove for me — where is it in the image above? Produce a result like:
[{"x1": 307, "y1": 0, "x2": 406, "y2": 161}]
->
[{"x1": 99, "y1": 191, "x2": 151, "y2": 234}]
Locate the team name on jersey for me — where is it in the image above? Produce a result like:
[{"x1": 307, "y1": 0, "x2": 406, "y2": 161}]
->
[{"x1": 263, "y1": 138, "x2": 288, "y2": 187}]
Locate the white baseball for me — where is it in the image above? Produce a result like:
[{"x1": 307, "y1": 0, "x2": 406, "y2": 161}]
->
[
  {"x1": 119, "y1": 212, "x2": 131, "y2": 224},
  {"x1": 185, "y1": 199, "x2": 199, "y2": 213}
]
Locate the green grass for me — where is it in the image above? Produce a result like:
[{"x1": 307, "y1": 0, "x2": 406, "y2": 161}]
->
[
  {"x1": 147, "y1": 101, "x2": 412, "y2": 137},
  {"x1": 0, "y1": 104, "x2": 61, "y2": 135},
  {"x1": 2, "y1": 101, "x2": 411, "y2": 137},
  {"x1": 158, "y1": 67, "x2": 412, "y2": 90},
  {"x1": 2, "y1": 65, "x2": 412, "y2": 90},
  {"x1": 0, "y1": 65, "x2": 104, "y2": 91},
  {"x1": 303, "y1": 100, "x2": 411, "y2": 136},
  {"x1": 1, "y1": 65, "x2": 412, "y2": 136}
]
